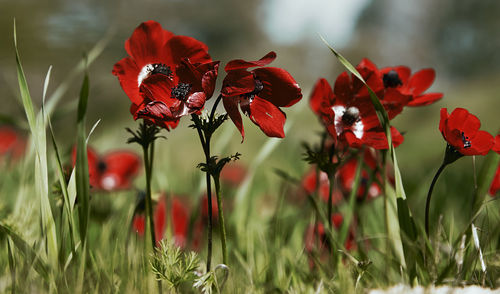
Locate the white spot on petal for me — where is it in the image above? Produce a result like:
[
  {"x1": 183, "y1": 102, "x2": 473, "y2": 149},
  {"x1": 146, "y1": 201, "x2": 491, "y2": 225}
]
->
[
  {"x1": 138, "y1": 64, "x2": 154, "y2": 86},
  {"x1": 101, "y1": 175, "x2": 118, "y2": 191}
]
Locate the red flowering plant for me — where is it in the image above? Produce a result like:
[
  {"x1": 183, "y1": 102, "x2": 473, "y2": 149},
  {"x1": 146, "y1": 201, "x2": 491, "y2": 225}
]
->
[
  {"x1": 71, "y1": 146, "x2": 141, "y2": 191},
  {"x1": 114, "y1": 21, "x2": 303, "y2": 271},
  {"x1": 0, "y1": 126, "x2": 26, "y2": 163},
  {"x1": 425, "y1": 108, "x2": 500, "y2": 236}
]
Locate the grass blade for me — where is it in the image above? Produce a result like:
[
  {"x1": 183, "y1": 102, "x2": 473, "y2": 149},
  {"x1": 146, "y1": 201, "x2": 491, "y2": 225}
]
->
[{"x1": 14, "y1": 20, "x2": 58, "y2": 269}]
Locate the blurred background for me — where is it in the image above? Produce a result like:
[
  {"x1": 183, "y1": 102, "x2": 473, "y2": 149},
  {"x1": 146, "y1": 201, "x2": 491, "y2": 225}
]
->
[{"x1": 1, "y1": 0, "x2": 499, "y2": 205}]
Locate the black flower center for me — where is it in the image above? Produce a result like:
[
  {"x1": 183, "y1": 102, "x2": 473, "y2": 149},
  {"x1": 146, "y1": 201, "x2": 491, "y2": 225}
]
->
[
  {"x1": 342, "y1": 107, "x2": 360, "y2": 126},
  {"x1": 97, "y1": 160, "x2": 107, "y2": 172},
  {"x1": 171, "y1": 83, "x2": 192, "y2": 101},
  {"x1": 461, "y1": 132, "x2": 471, "y2": 149},
  {"x1": 151, "y1": 63, "x2": 173, "y2": 77},
  {"x1": 383, "y1": 70, "x2": 402, "y2": 88},
  {"x1": 243, "y1": 78, "x2": 264, "y2": 100}
]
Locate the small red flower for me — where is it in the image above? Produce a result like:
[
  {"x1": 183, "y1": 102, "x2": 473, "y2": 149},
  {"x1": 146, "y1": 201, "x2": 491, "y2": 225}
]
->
[
  {"x1": 301, "y1": 168, "x2": 342, "y2": 204},
  {"x1": 489, "y1": 164, "x2": 500, "y2": 196},
  {"x1": 380, "y1": 65, "x2": 443, "y2": 107},
  {"x1": 71, "y1": 146, "x2": 141, "y2": 191},
  {"x1": 338, "y1": 150, "x2": 382, "y2": 200},
  {"x1": 113, "y1": 21, "x2": 219, "y2": 129},
  {"x1": 439, "y1": 108, "x2": 495, "y2": 156},
  {"x1": 310, "y1": 61, "x2": 404, "y2": 150},
  {"x1": 132, "y1": 195, "x2": 189, "y2": 247},
  {"x1": 221, "y1": 51, "x2": 302, "y2": 139},
  {"x1": 0, "y1": 126, "x2": 26, "y2": 161},
  {"x1": 220, "y1": 163, "x2": 247, "y2": 186}
]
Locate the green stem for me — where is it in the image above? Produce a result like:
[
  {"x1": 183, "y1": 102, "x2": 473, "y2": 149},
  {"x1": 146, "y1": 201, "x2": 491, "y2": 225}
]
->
[
  {"x1": 425, "y1": 163, "x2": 446, "y2": 237},
  {"x1": 142, "y1": 144, "x2": 156, "y2": 248},
  {"x1": 327, "y1": 172, "x2": 334, "y2": 229},
  {"x1": 213, "y1": 176, "x2": 228, "y2": 264},
  {"x1": 209, "y1": 94, "x2": 223, "y2": 123}
]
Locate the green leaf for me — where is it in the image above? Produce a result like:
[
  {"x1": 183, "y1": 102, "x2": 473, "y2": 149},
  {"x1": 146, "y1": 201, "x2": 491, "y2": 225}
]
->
[
  {"x1": 14, "y1": 20, "x2": 58, "y2": 269},
  {"x1": 75, "y1": 69, "x2": 91, "y2": 245}
]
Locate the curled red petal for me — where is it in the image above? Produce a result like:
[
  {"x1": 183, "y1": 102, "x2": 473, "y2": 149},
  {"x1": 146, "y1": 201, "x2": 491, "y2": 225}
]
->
[
  {"x1": 223, "y1": 96, "x2": 245, "y2": 141},
  {"x1": 252, "y1": 67, "x2": 302, "y2": 108},
  {"x1": 407, "y1": 92, "x2": 443, "y2": 107},
  {"x1": 186, "y1": 92, "x2": 207, "y2": 112},
  {"x1": 221, "y1": 70, "x2": 255, "y2": 97},
  {"x1": 136, "y1": 101, "x2": 173, "y2": 121},
  {"x1": 224, "y1": 51, "x2": 277, "y2": 71},
  {"x1": 248, "y1": 96, "x2": 286, "y2": 138}
]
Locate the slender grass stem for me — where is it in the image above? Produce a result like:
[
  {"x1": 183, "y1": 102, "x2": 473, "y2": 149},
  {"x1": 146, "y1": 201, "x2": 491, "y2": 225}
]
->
[
  {"x1": 213, "y1": 176, "x2": 228, "y2": 264},
  {"x1": 327, "y1": 172, "x2": 334, "y2": 229},
  {"x1": 425, "y1": 163, "x2": 446, "y2": 237}
]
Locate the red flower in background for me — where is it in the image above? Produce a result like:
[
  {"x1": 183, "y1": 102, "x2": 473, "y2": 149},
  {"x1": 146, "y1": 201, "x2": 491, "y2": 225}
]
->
[
  {"x1": 439, "y1": 108, "x2": 496, "y2": 156},
  {"x1": 380, "y1": 66, "x2": 443, "y2": 107},
  {"x1": 310, "y1": 60, "x2": 404, "y2": 149},
  {"x1": 221, "y1": 51, "x2": 302, "y2": 139},
  {"x1": 0, "y1": 126, "x2": 26, "y2": 161},
  {"x1": 301, "y1": 168, "x2": 342, "y2": 204},
  {"x1": 489, "y1": 164, "x2": 500, "y2": 196},
  {"x1": 71, "y1": 146, "x2": 141, "y2": 191},
  {"x1": 220, "y1": 163, "x2": 247, "y2": 186},
  {"x1": 132, "y1": 195, "x2": 189, "y2": 247},
  {"x1": 338, "y1": 150, "x2": 382, "y2": 200},
  {"x1": 113, "y1": 20, "x2": 218, "y2": 130}
]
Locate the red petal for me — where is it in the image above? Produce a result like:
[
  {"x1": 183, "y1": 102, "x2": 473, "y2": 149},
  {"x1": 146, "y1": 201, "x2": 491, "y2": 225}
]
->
[
  {"x1": 493, "y1": 135, "x2": 500, "y2": 154},
  {"x1": 186, "y1": 92, "x2": 206, "y2": 111},
  {"x1": 224, "y1": 51, "x2": 276, "y2": 71},
  {"x1": 201, "y1": 62, "x2": 219, "y2": 99},
  {"x1": 408, "y1": 68, "x2": 435, "y2": 95},
  {"x1": 172, "y1": 198, "x2": 189, "y2": 248},
  {"x1": 164, "y1": 35, "x2": 211, "y2": 66},
  {"x1": 248, "y1": 96, "x2": 286, "y2": 138},
  {"x1": 448, "y1": 108, "x2": 480, "y2": 137},
  {"x1": 381, "y1": 66, "x2": 411, "y2": 84},
  {"x1": 252, "y1": 67, "x2": 302, "y2": 107},
  {"x1": 407, "y1": 92, "x2": 443, "y2": 107},
  {"x1": 489, "y1": 165, "x2": 500, "y2": 195},
  {"x1": 139, "y1": 74, "x2": 177, "y2": 105},
  {"x1": 100, "y1": 151, "x2": 141, "y2": 191},
  {"x1": 136, "y1": 101, "x2": 173, "y2": 121},
  {"x1": 310, "y1": 78, "x2": 334, "y2": 115},
  {"x1": 439, "y1": 108, "x2": 449, "y2": 137},
  {"x1": 112, "y1": 57, "x2": 142, "y2": 105},
  {"x1": 221, "y1": 70, "x2": 255, "y2": 97},
  {"x1": 333, "y1": 72, "x2": 352, "y2": 102},
  {"x1": 223, "y1": 96, "x2": 245, "y2": 140},
  {"x1": 132, "y1": 215, "x2": 146, "y2": 236},
  {"x1": 124, "y1": 21, "x2": 173, "y2": 66},
  {"x1": 460, "y1": 130, "x2": 494, "y2": 156},
  {"x1": 154, "y1": 198, "x2": 167, "y2": 245}
]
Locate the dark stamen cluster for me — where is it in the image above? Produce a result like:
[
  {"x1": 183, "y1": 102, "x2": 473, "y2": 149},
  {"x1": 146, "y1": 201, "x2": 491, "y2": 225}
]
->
[
  {"x1": 342, "y1": 107, "x2": 360, "y2": 126},
  {"x1": 151, "y1": 63, "x2": 173, "y2": 77},
  {"x1": 461, "y1": 132, "x2": 471, "y2": 149},
  {"x1": 171, "y1": 83, "x2": 192, "y2": 101},
  {"x1": 383, "y1": 70, "x2": 403, "y2": 88},
  {"x1": 97, "y1": 161, "x2": 107, "y2": 172},
  {"x1": 244, "y1": 78, "x2": 264, "y2": 100}
]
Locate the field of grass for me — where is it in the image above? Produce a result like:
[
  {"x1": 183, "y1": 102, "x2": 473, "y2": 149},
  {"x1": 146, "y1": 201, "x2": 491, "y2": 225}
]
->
[{"x1": 0, "y1": 20, "x2": 499, "y2": 294}]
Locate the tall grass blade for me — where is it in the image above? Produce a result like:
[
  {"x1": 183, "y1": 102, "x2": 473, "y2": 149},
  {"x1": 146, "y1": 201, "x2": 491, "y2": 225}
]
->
[
  {"x1": 14, "y1": 20, "x2": 58, "y2": 269},
  {"x1": 75, "y1": 68, "x2": 91, "y2": 245}
]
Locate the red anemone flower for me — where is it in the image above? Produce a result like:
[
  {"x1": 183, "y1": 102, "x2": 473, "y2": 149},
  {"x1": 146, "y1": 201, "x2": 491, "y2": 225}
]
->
[
  {"x1": 71, "y1": 146, "x2": 141, "y2": 191},
  {"x1": 132, "y1": 196, "x2": 189, "y2": 247},
  {"x1": 310, "y1": 60, "x2": 404, "y2": 150},
  {"x1": 113, "y1": 20, "x2": 219, "y2": 130},
  {"x1": 439, "y1": 108, "x2": 495, "y2": 156},
  {"x1": 489, "y1": 164, "x2": 500, "y2": 196},
  {"x1": 221, "y1": 51, "x2": 302, "y2": 139},
  {"x1": 0, "y1": 126, "x2": 26, "y2": 161},
  {"x1": 301, "y1": 168, "x2": 342, "y2": 203},
  {"x1": 338, "y1": 151, "x2": 382, "y2": 200},
  {"x1": 380, "y1": 65, "x2": 443, "y2": 107}
]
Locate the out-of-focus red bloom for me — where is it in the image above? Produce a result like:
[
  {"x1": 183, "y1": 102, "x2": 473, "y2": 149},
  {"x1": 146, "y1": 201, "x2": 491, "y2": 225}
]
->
[
  {"x1": 338, "y1": 150, "x2": 382, "y2": 200},
  {"x1": 489, "y1": 164, "x2": 500, "y2": 196},
  {"x1": 301, "y1": 168, "x2": 342, "y2": 203},
  {"x1": 113, "y1": 20, "x2": 219, "y2": 130},
  {"x1": 71, "y1": 146, "x2": 141, "y2": 191},
  {"x1": 220, "y1": 163, "x2": 246, "y2": 186},
  {"x1": 310, "y1": 59, "x2": 404, "y2": 150},
  {"x1": 439, "y1": 108, "x2": 496, "y2": 156},
  {"x1": 493, "y1": 134, "x2": 500, "y2": 154},
  {"x1": 0, "y1": 126, "x2": 26, "y2": 161},
  {"x1": 132, "y1": 195, "x2": 189, "y2": 247},
  {"x1": 380, "y1": 65, "x2": 443, "y2": 107},
  {"x1": 304, "y1": 213, "x2": 356, "y2": 267},
  {"x1": 221, "y1": 51, "x2": 302, "y2": 140}
]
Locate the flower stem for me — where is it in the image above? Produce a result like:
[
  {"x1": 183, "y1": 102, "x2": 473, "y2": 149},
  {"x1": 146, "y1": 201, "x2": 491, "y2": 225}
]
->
[
  {"x1": 425, "y1": 163, "x2": 446, "y2": 237},
  {"x1": 327, "y1": 172, "x2": 334, "y2": 229},
  {"x1": 142, "y1": 143, "x2": 157, "y2": 248},
  {"x1": 209, "y1": 94, "x2": 223, "y2": 123},
  {"x1": 213, "y1": 176, "x2": 228, "y2": 265}
]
